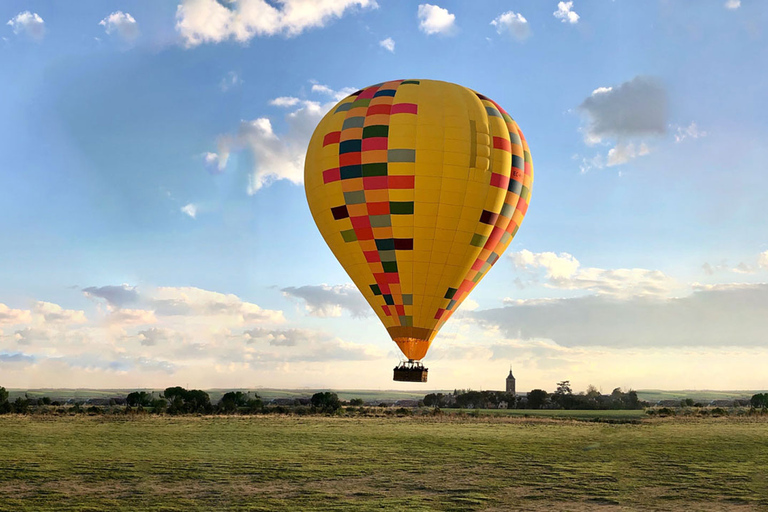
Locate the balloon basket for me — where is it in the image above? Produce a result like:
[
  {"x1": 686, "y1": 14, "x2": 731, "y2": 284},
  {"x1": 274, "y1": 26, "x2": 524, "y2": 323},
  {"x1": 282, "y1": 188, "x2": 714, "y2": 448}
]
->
[{"x1": 393, "y1": 361, "x2": 428, "y2": 382}]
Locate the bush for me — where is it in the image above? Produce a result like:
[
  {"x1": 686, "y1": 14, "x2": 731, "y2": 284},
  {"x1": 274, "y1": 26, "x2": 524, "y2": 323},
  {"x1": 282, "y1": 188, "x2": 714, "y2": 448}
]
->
[
  {"x1": 311, "y1": 392, "x2": 341, "y2": 413},
  {"x1": 710, "y1": 407, "x2": 728, "y2": 417}
]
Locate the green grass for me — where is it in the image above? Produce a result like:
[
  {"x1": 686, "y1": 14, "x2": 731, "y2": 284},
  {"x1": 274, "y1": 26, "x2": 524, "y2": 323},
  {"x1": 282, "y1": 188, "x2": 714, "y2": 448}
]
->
[{"x1": 1, "y1": 415, "x2": 767, "y2": 511}]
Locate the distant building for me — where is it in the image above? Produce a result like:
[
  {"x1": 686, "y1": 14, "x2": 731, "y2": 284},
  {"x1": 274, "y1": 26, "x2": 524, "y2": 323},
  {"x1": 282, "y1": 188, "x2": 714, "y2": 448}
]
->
[{"x1": 506, "y1": 367, "x2": 516, "y2": 395}]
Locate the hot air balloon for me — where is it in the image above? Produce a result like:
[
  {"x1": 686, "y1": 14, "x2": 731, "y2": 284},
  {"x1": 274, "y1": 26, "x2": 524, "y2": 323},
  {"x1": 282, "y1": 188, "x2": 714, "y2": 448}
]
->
[{"x1": 304, "y1": 79, "x2": 533, "y2": 382}]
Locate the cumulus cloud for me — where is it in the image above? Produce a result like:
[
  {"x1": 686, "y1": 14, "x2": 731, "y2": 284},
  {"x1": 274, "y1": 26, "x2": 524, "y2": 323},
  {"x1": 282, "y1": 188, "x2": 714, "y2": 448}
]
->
[
  {"x1": 474, "y1": 284, "x2": 768, "y2": 348},
  {"x1": 241, "y1": 327, "x2": 383, "y2": 362},
  {"x1": 175, "y1": 0, "x2": 377, "y2": 47},
  {"x1": 99, "y1": 11, "x2": 139, "y2": 41},
  {"x1": 759, "y1": 251, "x2": 768, "y2": 270},
  {"x1": 210, "y1": 83, "x2": 354, "y2": 192},
  {"x1": 33, "y1": 302, "x2": 87, "y2": 325},
  {"x1": 418, "y1": 4, "x2": 456, "y2": 35},
  {"x1": 181, "y1": 203, "x2": 197, "y2": 218},
  {"x1": 510, "y1": 249, "x2": 679, "y2": 299},
  {"x1": 7, "y1": 11, "x2": 45, "y2": 40},
  {"x1": 137, "y1": 327, "x2": 184, "y2": 347},
  {"x1": 107, "y1": 308, "x2": 158, "y2": 325},
  {"x1": 490, "y1": 11, "x2": 530, "y2": 41},
  {"x1": 606, "y1": 142, "x2": 650, "y2": 166},
  {"x1": 219, "y1": 71, "x2": 242, "y2": 92},
  {"x1": 579, "y1": 76, "x2": 667, "y2": 145},
  {"x1": 281, "y1": 284, "x2": 369, "y2": 318},
  {"x1": 152, "y1": 286, "x2": 285, "y2": 324},
  {"x1": 725, "y1": 0, "x2": 741, "y2": 9},
  {"x1": 311, "y1": 83, "x2": 358, "y2": 100},
  {"x1": 673, "y1": 122, "x2": 707, "y2": 143},
  {"x1": 379, "y1": 37, "x2": 395, "y2": 52},
  {"x1": 553, "y1": 2, "x2": 580, "y2": 24},
  {"x1": 82, "y1": 285, "x2": 139, "y2": 309},
  {"x1": 269, "y1": 96, "x2": 301, "y2": 107},
  {"x1": 13, "y1": 327, "x2": 50, "y2": 345},
  {"x1": 0, "y1": 304, "x2": 32, "y2": 325}
]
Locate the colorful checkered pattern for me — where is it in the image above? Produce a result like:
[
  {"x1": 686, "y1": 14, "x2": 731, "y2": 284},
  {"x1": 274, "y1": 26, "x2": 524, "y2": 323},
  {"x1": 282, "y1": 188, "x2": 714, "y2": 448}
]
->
[{"x1": 305, "y1": 80, "x2": 533, "y2": 361}]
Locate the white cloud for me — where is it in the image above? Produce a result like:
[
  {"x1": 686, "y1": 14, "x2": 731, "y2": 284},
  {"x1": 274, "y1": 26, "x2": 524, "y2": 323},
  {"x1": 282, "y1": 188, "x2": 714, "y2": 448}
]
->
[
  {"x1": 242, "y1": 327, "x2": 384, "y2": 361},
  {"x1": 417, "y1": 4, "x2": 455, "y2": 35},
  {"x1": 33, "y1": 302, "x2": 87, "y2": 325},
  {"x1": 379, "y1": 37, "x2": 395, "y2": 52},
  {"x1": 175, "y1": 0, "x2": 377, "y2": 47},
  {"x1": 491, "y1": 11, "x2": 530, "y2": 41},
  {"x1": 137, "y1": 327, "x2": 184, "y2": 347},
  {"x1": 269, "y1": 96, "x2": 301, "y2": 107},
  {"x1": 7, "y1": 11, "x2": 45, "y2": 41},
  {"x1": 281, "y1": 284, "x2": 369, "y2": 318},
  {"x1": 553, "y1": 2, "x2": 580, "y2": 24},
  {"x1": 606, "y1": 142, "x2": 650, "y2": 166},
  {"x1": 0, "y1": 304, "x2": 32, "y2": 325},
  {"x1": 152, "y1": 286, "x2": 285, "y2": 324},
  {"x1": 512, "y1": 250, "x2": 581, "y2": 280},
  {"x1": 13, "y1": 327, "x2": 50, "y2": 345},
  {"x1": 181, "y1": 203, "x2": 197, "y2": 218},
  {"x1": 311, "y1": 83, "x2": 357, "y2": 100},
  {"x1": 99, "y1": 11, "x2": 139, "y2": 41},
  {"x1": 673, "y1": 122, "x2": 707, "y2": 143},
  {"x1": 725, "y1": 0, "x2": 741, "y2": 9},
  {"x1": 107, "y1": 308, "x2": 158, "y2": 326},
  {"x1": 210, "y1": 84, "x2": 355, "y2": 192},
  {"x1": 219, "y1": 71, "x2": 242, "y2": 92},
  {"x1": 579, "y1": 76, "x2": 667, "y2": 145},
  {"x1": 203, "y1": 152, "x2": 225, "y2": 174},
  {"x1": 577, "y1": 153, "x2": 605, "y2": 174},
  {"x1": 759, "y1": 251, "x2": 768, "y2": 270},
  {"x1": 510, "y1": 250, "x2": 679, "y2": 299}
]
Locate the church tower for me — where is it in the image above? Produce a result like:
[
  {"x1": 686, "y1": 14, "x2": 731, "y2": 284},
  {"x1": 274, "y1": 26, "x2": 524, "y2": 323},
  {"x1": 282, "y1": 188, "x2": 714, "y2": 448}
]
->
[{"x1": 506, "y1": 366, "x2": 516, "y2": 395}]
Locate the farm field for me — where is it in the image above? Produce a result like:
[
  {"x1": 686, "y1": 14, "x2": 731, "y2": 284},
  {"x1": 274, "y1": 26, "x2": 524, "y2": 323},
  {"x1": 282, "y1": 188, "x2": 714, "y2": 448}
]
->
[{"x1": 2, "y1": 415, "x2": 768, "y2": 511}]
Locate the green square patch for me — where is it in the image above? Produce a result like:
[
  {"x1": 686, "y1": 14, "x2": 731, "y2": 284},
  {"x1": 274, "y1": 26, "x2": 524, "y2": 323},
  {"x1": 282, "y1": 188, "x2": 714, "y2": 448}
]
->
[
  {"x1": 341, "y1": 229, "x2": 357, "y2": 242},
  {"x1": 470, "y1": 233, "x2": 488, "y2": 247}
]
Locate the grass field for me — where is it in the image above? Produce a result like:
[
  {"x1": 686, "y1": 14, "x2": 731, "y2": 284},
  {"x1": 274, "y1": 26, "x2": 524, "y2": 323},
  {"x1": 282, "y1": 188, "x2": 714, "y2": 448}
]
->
[{"x1": 2, "y1": 415, "x2": 768, "y2": 511}]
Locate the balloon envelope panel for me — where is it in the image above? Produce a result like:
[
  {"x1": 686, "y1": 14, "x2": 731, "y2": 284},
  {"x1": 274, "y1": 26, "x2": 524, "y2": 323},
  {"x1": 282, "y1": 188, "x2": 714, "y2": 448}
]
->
[{"x1": 305, "y1": 79, "x2": 533, "y2": 361}]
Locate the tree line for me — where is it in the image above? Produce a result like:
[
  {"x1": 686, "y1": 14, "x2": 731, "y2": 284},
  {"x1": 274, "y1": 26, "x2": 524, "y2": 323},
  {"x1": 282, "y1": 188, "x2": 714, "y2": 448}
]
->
[
  {"x1": 0, "y1": 386, "x2": 345, "y2": 415},
  {"x1": 425, "y1": 382, "x2": 768, "y2": 411}
]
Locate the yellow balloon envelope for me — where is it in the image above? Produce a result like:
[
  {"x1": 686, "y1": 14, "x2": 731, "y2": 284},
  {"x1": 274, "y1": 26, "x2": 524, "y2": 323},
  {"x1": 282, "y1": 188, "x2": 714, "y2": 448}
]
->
[{"x1": 305, "y1": 79, "x2": 533, "y2": 365}]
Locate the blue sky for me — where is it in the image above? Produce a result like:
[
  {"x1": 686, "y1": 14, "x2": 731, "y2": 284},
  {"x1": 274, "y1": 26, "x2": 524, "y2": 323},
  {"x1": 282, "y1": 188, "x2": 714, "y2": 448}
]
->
[{"x1": 1, "y1": 0, "x2": 767, "y2": 392}]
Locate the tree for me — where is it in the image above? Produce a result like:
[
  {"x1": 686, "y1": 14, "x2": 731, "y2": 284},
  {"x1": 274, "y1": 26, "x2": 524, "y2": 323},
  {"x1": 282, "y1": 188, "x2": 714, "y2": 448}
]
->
[
  {"x1": 349, "y1": 398, "x2": 364, "y2": 406},
  {"x1": 163, "y1": 386, "x2": 187, "y2": 414},
  {"x1": 126, "y1": 391, "x2": 153, "y2": 407},
  {"x1": 185, "y1": 390, "x2": 212, "y2": 413},
  {"x1": 151, "y1": 398, "x2": 167, "y2": 414},
  {"x1": 12, "y1": 397, "x2": 29, "y2": 414},
  {"x1": 556, "y1": 381, "x2": 573, "y2": 395},
  {"x1": 682, "y1": 398, "x2": 695, "y2": 407},
  {"x1": 751, "y1": 393, "x2": 768, "y2": 409},
  {"x1": 311, "y1": 392, "x2": 341, "y2": 413},
  {"x1": 0, "y1": 387, "x2": 8, "y2": 404},
  {"x1": 585, "y1": 385, "x2": 600, "y2": 399},
  {"x1": 219, "y1": 391, "x2": 249, "y2": 413},
  {"x1": 527, "y1": 389, "x2": 548, "y2": 409}
]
